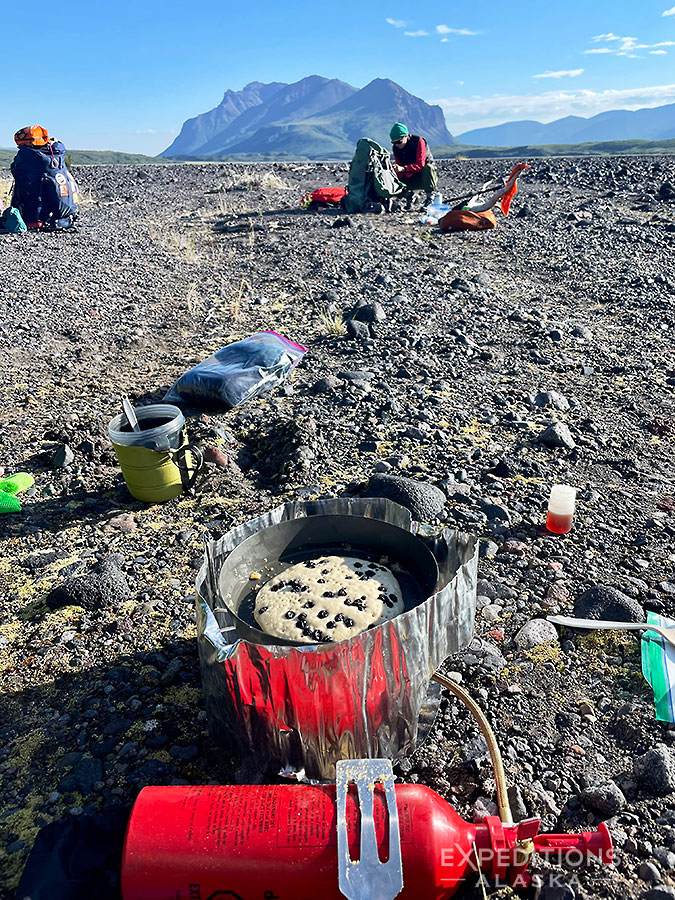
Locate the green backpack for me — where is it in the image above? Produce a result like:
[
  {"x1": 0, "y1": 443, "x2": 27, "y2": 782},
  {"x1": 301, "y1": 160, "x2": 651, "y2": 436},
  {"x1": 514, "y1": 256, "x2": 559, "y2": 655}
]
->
[
  {"x1": 344, "y1": 138, "x2": 405, "y2": 213},
  {"x1": 0, "y1": 206, "x2": 27, "y2": 234}
]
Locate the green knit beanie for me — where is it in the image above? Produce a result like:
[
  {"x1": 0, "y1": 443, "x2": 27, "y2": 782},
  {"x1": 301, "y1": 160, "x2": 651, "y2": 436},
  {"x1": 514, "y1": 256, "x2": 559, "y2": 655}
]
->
[{"x1": 390, "y1": 123, "x2": 409, "y2": 142}]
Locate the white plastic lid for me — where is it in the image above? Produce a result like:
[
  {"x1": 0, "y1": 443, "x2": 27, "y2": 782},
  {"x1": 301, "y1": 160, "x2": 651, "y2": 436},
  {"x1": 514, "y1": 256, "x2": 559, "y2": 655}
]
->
[{"x1": 548, "y1": 484, "x2": 577, "y2": 514}]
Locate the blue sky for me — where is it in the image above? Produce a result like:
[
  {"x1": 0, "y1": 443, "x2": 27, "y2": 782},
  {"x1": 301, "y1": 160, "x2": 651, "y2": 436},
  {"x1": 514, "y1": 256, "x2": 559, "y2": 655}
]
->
[{"x1": 2, "y1": 0, "x2": 674, "y2": 153}]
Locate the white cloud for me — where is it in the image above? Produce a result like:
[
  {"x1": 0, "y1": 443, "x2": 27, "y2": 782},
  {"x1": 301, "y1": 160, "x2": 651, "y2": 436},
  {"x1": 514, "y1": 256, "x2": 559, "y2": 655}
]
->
[
  {"x1": 533, "y1": 69, "x2": 584, "y2": 79},
  {"x1": 386, "y1": 17, "x2": 406, "y2": 27},
  {"x1": 651, "y1": 49, "x2": 668, "y2": 54},
  {"x1": 404, "y1": 29, "x2": 428, "y2": 36},
  {"x1": 433, "y1": 83, "x2": 675, "y2": 134},
  {"x1": 663, "y1": 6, "x2": 675, "y2": 15},
  {"x1": 587, "y1": 32, "x2": 672, "y2": 57},
  {"x1": 436, "y1": 24, "x2": 479, "y2": 36}
]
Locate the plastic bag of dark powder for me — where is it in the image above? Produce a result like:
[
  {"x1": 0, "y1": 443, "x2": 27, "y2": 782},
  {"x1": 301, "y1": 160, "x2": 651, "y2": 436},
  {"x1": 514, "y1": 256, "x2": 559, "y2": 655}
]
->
[{"x1": 164, "y1": 331, "x2": 307, "y2": 409}]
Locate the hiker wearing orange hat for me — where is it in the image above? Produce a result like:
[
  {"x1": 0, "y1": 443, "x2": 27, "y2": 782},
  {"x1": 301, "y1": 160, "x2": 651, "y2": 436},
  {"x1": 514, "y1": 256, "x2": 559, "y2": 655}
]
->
[
  {"x1": 10, "y1": 125, "x2": 79, "y2": 229},
  {"x1": 14, "y1": 125, "x2": 50, "y2": 147}
]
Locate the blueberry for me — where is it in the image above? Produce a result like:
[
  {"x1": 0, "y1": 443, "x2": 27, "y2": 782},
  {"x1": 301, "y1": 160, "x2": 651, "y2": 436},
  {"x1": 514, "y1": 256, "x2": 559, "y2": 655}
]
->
[
  {"x1": 317, "y1": 609, "x2": 329, "y2": 619},
  {"x1": 321, "y1": 569, "x2": 329, "y2": 575},
  {"x1": 302, "y1": 600, "x2": 315, "y2": 609},
  {"x1": 323, "y1": 591, "x2": 335, "y2": 598},
  {"x1": 335, "y1": 613, "x2": 344, "y2": 622},
  {"x1": 326, "y1": 621, "x2": 337, "y2": 629},
  {"x1": 304, "y1": 561, "x2": 317, "y2": 569},
  {"x1": 354, "y1": 562, "x2": 363, "y2": 568},
  {"x1": 389, "y1": 594, "x2": 398, "y2": 602},
  {"x1": 284, "y1": 610, "x2": 296, "y2": 619},
  {"x1": 337, "y1": 587, "x2": 347, "y2": 596},
  {"x1": 258, "y1": 606, "x2": 269, "y2": 614},
  {"x1": 317, "y1": 578, "x2": 325, "y2": 584},
  {"x1": 343, "y1": 618, "x2": 354, "y2": 628}
]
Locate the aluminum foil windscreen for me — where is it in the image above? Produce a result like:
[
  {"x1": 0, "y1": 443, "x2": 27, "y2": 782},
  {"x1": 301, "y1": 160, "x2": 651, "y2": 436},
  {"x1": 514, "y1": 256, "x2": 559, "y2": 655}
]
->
[{"x1": 195, "y1": 498, "x2": 478, "y2": 781}]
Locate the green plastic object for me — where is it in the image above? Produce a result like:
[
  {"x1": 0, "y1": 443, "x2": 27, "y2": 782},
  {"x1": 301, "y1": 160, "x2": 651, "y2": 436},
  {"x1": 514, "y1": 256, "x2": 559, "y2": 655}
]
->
[
  {"x1": 0, "y1": 472, "x2": 34, "y2": 513},
  {"x1": 0, "y1": 472, "x2": 34, "y2": 495},
  {"x1": 0, "y1": 492, "x2": 21, "y2": 513},
  {"x1": 642, "y1": 611, "x2": 675, "y2": 722}
]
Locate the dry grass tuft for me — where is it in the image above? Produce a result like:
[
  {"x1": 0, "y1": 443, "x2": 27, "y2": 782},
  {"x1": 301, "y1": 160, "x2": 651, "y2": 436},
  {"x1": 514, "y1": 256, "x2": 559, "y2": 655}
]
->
[
  {"x1": 318, "y1": 308, "x2": 346, "y2": 336},
  {"x1": 0, "y1": 178, "x2": 13, "y2": 208},
  {"x1": 223, "y1": 168, "x2": 291, "y2": 191}
]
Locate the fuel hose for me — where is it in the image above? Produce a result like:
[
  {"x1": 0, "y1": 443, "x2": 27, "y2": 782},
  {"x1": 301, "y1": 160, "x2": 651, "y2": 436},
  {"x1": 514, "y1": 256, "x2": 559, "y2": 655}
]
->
[{"x1": 431, "y1": 671, "x2": 513, "y2": 825}]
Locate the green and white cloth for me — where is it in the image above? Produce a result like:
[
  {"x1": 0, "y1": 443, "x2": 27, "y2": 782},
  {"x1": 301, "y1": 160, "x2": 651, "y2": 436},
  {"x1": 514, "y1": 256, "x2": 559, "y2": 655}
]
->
[{"x1": 642, "y1": 611, "x2": 675, "y2": 722}]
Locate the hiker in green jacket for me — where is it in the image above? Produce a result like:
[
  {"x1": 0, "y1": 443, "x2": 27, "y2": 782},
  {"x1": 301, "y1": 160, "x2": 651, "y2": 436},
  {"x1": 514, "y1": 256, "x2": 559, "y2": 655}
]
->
[{"x1": 390, "y1": 123, "x2": 438, "y2": 209}]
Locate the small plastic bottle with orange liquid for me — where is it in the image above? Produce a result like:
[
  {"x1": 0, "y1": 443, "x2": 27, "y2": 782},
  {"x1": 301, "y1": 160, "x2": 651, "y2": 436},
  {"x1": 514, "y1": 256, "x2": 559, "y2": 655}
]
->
[{"x1": 546, "y1": 484, "x2": 576, "y2": 534}]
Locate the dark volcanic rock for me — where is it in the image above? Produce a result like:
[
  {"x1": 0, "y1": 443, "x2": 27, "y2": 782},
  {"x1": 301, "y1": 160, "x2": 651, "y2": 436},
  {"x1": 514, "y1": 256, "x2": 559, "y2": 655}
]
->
[
  {"x1": 364, "y1": 474, "x2": 446, "y2": 521},
  {"x1": 538, "y1": 421, "x2": 576, "y2": 450},
  {"x1": 46, "y1": 555, "x2": 131, "y2": 611},
  {"x1": 346, "y1": 319, "x2": 369, "y2": 340},
  {"x1": 351, "y1": 301, "x2": 386, "y2": 323},
  {"x1": 574, "y1": 585, "x2": 644, "y2": 623},
  {"x1": 635, "y1": 745, "x2": 675, "y2": 795},
  {"x1": 581, "y1": 781, "x2": 626, "y2": 816}
]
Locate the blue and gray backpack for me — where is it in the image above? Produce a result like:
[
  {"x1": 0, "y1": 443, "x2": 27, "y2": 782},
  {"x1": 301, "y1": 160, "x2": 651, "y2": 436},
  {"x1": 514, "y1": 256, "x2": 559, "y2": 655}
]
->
[{"x1": 10, "y1": 141, "x2": 79, "y2": 229}]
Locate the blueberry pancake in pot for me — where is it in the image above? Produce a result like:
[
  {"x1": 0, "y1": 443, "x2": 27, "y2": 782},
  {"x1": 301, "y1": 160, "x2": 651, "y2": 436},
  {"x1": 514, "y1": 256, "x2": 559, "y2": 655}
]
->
[{"x1": 254, "y1": 555, "x2": 404, "y2": 643}]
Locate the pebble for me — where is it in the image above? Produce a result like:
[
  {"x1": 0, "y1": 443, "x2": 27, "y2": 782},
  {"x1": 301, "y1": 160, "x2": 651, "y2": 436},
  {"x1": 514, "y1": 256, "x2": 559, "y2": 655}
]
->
[
  {"x1": 52, "y1": 443, "x2": 75, "y2": 467},
  {"x1": 538, "y1": 421, "x2": 576, "y2": 450},
  {"x1": 642, "y1": 888, "x2": 675, "y2": 900},
  {"x1": 514, "y1": 618, "x2": 559, "y2": 650},
  {"x1": 638, "y1": 860, "x2": 663, "y2": 884},
  {"x1": 580, "y1": 780, "x2": 626, "y2": 816}
]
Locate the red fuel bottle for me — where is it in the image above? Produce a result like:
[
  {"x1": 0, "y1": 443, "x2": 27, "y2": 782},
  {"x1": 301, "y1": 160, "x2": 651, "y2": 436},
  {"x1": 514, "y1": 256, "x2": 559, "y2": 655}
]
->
[{"x1": 121, "y1": 784, "x2": 612, "y2": 900}]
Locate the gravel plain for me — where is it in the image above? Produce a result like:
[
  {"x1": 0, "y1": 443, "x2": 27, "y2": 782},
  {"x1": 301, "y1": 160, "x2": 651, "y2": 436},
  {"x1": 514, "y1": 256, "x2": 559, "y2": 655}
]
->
[{"x1": 1, "y1": 157, "x2": 675, "y2": 899}]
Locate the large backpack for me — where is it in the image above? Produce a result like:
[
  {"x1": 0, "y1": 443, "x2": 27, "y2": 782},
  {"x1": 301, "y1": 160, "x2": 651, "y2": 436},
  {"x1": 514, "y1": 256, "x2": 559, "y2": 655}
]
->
[
  {"x1": 344, "y1": 138, "x2": 405, "y2": 214},
  {"x1": 10, "y1": 141, "x2": 79, "y2": 229}
]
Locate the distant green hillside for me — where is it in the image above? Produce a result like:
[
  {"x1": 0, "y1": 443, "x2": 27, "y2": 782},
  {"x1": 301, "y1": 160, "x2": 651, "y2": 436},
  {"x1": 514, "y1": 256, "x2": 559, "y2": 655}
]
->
[
  {"x1": 2, "y1": 136, "x2": 673, "y2": 169},
  {"x1": 431, "y1": 137, "x2": 675, "y2": 158},
  {"x1": 167, "y1": 135, "x2": 675, "y2": 162},
  {"x1": 0, "y1": 148, "x2": 165, "y2": 166}
]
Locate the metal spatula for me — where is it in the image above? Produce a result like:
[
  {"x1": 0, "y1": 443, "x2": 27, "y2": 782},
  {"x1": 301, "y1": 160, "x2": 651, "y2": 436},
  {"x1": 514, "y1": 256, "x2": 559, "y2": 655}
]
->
[
  {"x1": 548, "y1": 615, "x2": 675, "y2": 649},
  {"x1": 336, "y1": 759, "x2": 403, "y2": 900}
]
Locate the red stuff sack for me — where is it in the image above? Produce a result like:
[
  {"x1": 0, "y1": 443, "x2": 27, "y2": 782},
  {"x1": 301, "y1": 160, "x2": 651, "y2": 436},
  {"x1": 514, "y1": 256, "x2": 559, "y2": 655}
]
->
[
  {"x1": 300, "y1": 187, "x2": 347, "y2": 209},
  {"x1": 438, "y1": 208, "x2": 497, "y2": 232}
]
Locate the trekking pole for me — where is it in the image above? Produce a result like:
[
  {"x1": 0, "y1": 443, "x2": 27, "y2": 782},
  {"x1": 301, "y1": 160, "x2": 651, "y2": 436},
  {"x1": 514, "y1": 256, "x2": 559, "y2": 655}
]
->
[{"x1": 442, "y1": 186, "x2": 502, "y2": 204}]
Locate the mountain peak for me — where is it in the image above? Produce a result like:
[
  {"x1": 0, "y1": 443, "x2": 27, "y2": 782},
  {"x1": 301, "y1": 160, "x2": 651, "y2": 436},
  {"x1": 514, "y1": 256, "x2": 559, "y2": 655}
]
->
[{"x1": 163, "y1": 74, "x2": 454, "y2": 158}]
